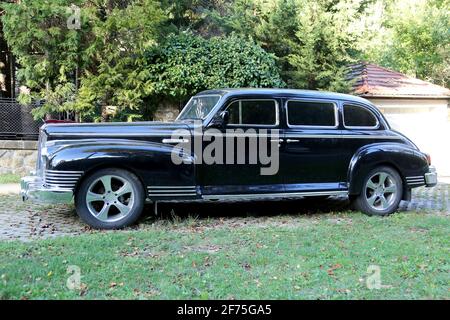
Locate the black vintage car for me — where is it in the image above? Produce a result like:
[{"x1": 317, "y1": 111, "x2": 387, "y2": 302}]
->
[{"x1": 21, "y1": 89, "x2": 437, "y2": 229}]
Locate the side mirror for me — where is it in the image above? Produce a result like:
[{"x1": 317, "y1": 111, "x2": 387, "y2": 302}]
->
[
  {"x1": 220, "y1": 110, "x2": 230, "y2": 125},
  {"x1": 209, "y1": 110, "x2": 229, "y2": 129}
]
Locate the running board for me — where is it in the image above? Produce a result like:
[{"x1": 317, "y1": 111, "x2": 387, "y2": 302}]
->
[{"x1": 202, "y1": 190, "x2": 348, "y2": 201}]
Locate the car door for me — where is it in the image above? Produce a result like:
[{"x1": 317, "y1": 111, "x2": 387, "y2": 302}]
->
[
  {"x1": 199, "y1": 97, "x2": 285, "y2": 196},
  {"x1": 279, "y1": 98, "x2": 347, "y2": 193}
]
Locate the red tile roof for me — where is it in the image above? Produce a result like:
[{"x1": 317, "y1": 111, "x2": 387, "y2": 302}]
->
[{"x1": 348, "y1": 62, "x2": 450, "y2": 98}]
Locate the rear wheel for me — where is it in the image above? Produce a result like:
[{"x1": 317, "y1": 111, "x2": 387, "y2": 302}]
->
[
  {"x1": 353, "y1": 166, "x2": 403, "y2": 216},
  {"x1": 75, "y1": 168, "x2": 145, "y2": 229}
]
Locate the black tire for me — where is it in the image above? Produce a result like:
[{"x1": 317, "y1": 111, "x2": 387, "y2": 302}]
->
[
  {"x1": 353, "y1": 166, "x2": 403, "y2": 216},
  {"x1": 75, "y1": 168, "x2": 145, "y2": 229}
]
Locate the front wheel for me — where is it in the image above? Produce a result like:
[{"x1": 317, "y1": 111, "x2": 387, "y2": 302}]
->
[
  {"x1": 75, "y1": 168, "x2": 145, "y2": 229},
  {"x1": 353, "y1": 166, "x2": 403, "y2": 216}
]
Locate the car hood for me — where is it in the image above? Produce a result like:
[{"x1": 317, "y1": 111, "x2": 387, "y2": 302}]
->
[{"x1": 43, "y1": 121, "x2": 192, "y2": 139}]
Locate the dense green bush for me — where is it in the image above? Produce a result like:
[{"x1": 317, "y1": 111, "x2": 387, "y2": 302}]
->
[{"x1": 144, "y1": 33, "x2": 285, "y2": 102}]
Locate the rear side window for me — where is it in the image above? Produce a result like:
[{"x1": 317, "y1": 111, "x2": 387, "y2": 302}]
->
[
  {"x1": 343, "y1": 104, "x2": 378, "y2": 128},
  {"x1": 227, "y1": 100, "x2": 277, "y2": 126},
  {"x1": 287, "y1": 100, "x2": 337, "y2": 127}
]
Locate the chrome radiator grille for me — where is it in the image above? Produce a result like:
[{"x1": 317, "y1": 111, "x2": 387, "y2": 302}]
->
[{"x1": 44, "y1": 170, "x2": 83, "y2": 190}]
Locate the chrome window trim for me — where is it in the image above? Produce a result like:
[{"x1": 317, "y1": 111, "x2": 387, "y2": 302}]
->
[
  {"x1": 285, "y1": 99, "x2": 339, "y2": 129},
  {"x1": 224, "y1": 99, "x2": 280, "y2": 128},
  {"x1": 343, "y1": 103, "x2": 380, "y2": 130},
  {"x1": 176, "y1": 94, "x2": 223, "y2": 121}
]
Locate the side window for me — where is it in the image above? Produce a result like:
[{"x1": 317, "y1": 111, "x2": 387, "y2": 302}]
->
[
  {"x1": 343, "y1": 104, "x2": 378, "y2": 128},
  {"x1": 226, "y1": 100, "x2": 277, "y2": 126},
  {"x1": 287, "y1": 100, "x2": 337, "y2": 127}
]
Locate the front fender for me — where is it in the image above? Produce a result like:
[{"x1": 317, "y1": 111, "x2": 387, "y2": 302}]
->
[
  {"x1": 348, "y1": 143, "x2": 429, "y2": 195},
  {"x1": 46, "y1": 139, "x2": 195, "y2": 187}
]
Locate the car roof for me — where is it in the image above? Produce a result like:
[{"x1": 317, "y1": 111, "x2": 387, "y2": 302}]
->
[{"x1": 196, "y1": 88, "x2": 372, "y2": 105}]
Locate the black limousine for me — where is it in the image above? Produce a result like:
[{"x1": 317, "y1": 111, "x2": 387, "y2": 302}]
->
[{"x1": 21, "y1": 89, "x2": 437, "y2": 229}]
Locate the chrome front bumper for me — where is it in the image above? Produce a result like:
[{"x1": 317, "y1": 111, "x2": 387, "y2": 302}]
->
[
  {"x1": 425, "y1": 166, "x2": 438, "y2": 187},
  {"x1": 21, "y1": 175, "x2": 74, "y2": 204}
]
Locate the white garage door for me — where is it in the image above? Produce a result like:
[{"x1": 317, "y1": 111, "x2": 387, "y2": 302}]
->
[{"x1": 369, "y1": 98, "x2": 450, "y2": 177}]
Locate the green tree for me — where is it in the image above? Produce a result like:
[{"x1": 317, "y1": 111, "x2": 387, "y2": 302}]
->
[
  {"x1": 73, "y1": 0, "x2": 167, "y2": 121},
  {"x1": 1, "y1": 0, "x2": 167, "y2": 121},
  {"x1": 1, "y1": 0, "x2": 87, "y2": 117},
  {"x1": 286, "y1": 0, "x2": 368, "y2": 92},
  {"x1": 209, "y1": 0, "x2": 371, "y2": 92},
  {"x1": 362, "y1": 0, "x2": 449, "y2": 87}
]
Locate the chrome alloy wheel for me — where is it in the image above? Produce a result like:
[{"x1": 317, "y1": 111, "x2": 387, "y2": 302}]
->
[
  {"x1": 364, "y1": 172, "x2": 398, "y2": 211},
  {"x1": 85, "y1": 175, "x2": 135, "y2": 222}
]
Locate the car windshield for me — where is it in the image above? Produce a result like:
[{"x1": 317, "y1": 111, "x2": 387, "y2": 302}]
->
[{"x1": 177, "y1": 95, "x2": 221, "y2": 120}]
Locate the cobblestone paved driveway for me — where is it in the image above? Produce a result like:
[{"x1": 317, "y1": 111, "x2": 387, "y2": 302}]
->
[{"x1": 0, "y1": 184, "x2": 448, "y2": 241}]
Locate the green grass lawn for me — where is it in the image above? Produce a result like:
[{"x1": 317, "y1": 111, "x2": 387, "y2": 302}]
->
[
  {"x1": 0, "y1": 173, "x2": 21, "y2": 184},
  {"x1": 0, "y1": 211, "x2": 449, "y2": 300}
]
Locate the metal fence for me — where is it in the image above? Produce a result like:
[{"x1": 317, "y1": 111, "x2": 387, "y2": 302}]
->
[{"x1": 0, "y1": 98, "x2": 43, "y2": 140}]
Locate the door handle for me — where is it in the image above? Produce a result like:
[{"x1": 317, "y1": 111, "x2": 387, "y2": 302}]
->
[
  {"x1": 286, "y1": 139, "x2": 300, "y2": 143},
  {"x1": 270, "y1": 138, "x2": 283, "y2": 147}
]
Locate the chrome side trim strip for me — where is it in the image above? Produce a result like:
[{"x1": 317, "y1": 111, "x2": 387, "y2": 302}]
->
[
  {"x1": 148, "y1": 185, "x2": 197, "y2": 197},
  {"x1": 149, "y1": 190, "x2": 196, "y2": 194},
  {"x1": 202, "y1": 190, "x2": 348, "y2": 200},
  {"x1": 339, "y1": 135, "x2": 400, "y2": 140},
  {"x1": 46, "y1": 169, "x2": 83, "y2": 174},
  {"x1": 45, "y1": 177, "x2": 80, "y2": 181},
  {"x1": 44, "y1": 170, "x2": 83, "y2": 190},
  {"x1": 51, "y1": 133, "x2": 401, "y2": 140},
  {"x1": 148, "y1": 186, "x2": 196, "y2": 189},
  {"x1": 149, "y1": 193, "x2": 198, "y2": 197},
  {"x1": 283, "y1": 134, "x2": 401, "y2": 140},
  {"x1": 50, "y1": 133, "x2": 172, "y2": 137},
  {"x1": 162, "y1": 138, "x2": 189, "y2": 144}
]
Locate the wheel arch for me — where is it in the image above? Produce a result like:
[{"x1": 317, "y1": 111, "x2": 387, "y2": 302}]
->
[{"x1": 347, "y1": 143, "x2": 420, "y2": 200}]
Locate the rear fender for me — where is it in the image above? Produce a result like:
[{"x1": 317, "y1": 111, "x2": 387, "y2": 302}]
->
[{"x1": 348, "y1": 143, "x2": 428, "y2": 198}]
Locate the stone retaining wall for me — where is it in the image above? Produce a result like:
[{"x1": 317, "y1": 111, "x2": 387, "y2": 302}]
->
[
  {"x1": 0, "y1": 140, "x2": 38, "y2": 175},
  {"x1": 154, "y1": 103, "x2": 180, "y2": 122}
]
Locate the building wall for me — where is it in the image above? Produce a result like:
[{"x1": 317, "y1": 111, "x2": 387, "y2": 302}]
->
[{"x1": 368, "y1": 98, "x2": 450, "y2": 177}]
